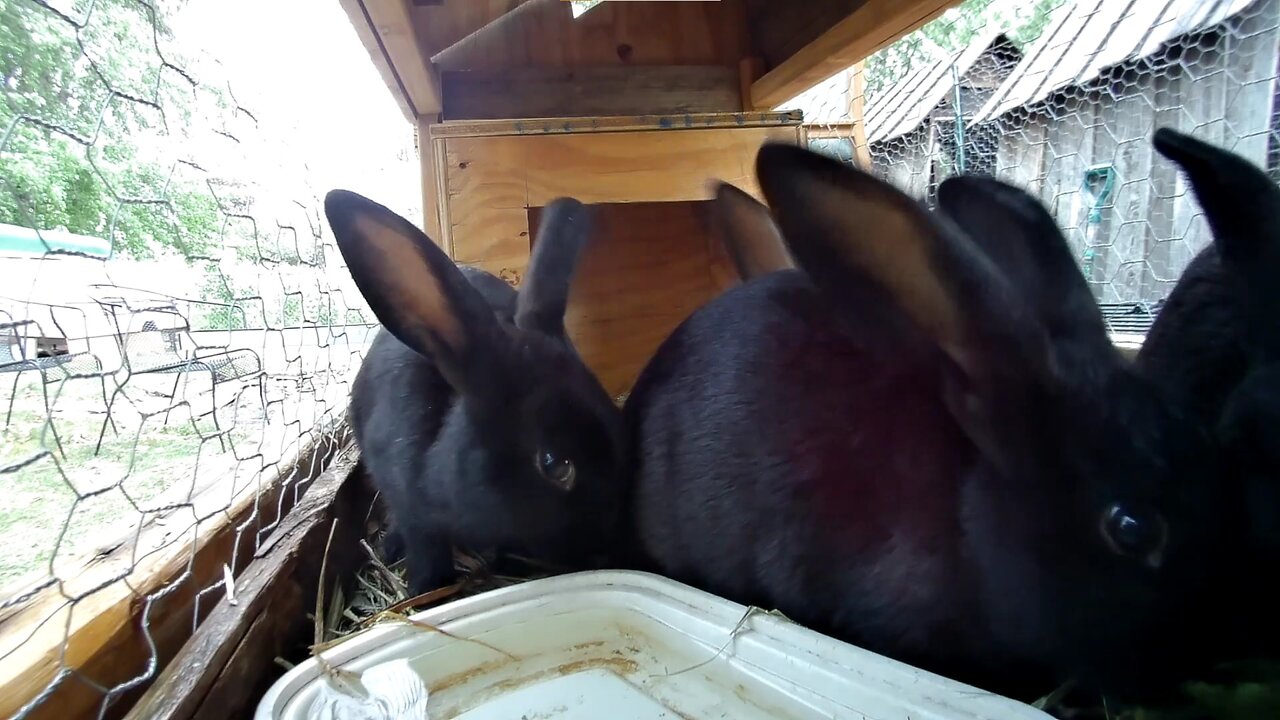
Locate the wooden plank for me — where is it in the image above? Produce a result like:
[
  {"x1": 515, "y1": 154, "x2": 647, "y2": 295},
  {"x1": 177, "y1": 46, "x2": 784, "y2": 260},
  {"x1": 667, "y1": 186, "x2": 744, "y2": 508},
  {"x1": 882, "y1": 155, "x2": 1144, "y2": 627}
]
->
[
  {"x1": 188, "y1": 602, "x2": 292, "y2": 720},
  {"x1": 430, "y1": 111, "x2": 803, "y2": 138},
  {"x1": 530, "y1": 201, "x2": 741, "y2": 397},
  {"x1": 443, "y1": 123, "x2": 805, "y2": 393},
  {"x1": 804, "y1": 124, "x2": 855, "y2": 138},
  {"x1": 354, "y1": 0, "x2": 442, "y2": 117},
  {"x1": 739, "y1": 56, "x2": 766, "y2": 112},
  {"x1": 442, "y1": 126, "x2": 801, "y2": 217},
  {"x1": 432, "y1": 0, "x2": 749, "y2": 70},
  {"x1": 122, "y1": 447, "x2": 365, "y2": 720},
  {"x1": 449, "y1": 206, "x2": 531, "y2": 283},
  {"x1": 418, "y1": 116, "x2": 443, "y2": 241},
  {"x1": 849, "y1": 61, "x2": 873, "y2": 167},
  {"x1": 431, "y1": 134, "x2": 456, "y2": 257},
  {"x1": 440, "y1": 66, "x2": 742, "y2": 121},
  {"x1": 749, "y1": 0, "x2": 961, "y2": 110},
  {"x1": 0, "y1": 431, "x2": 347, "y2": 720}
]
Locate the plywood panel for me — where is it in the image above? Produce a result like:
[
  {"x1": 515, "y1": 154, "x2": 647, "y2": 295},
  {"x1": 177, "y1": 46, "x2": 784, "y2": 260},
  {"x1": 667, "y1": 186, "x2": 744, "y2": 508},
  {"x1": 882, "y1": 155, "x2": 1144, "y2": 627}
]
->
[
  {"x1": 529, "y1": 201, "x2": 740, "y2": 397},
  {"x1": 438, "y1": 120, "x2": 802, "y2": 395},
  {"x1": 451, "y1": 207, "x2": 530, "y2": 282},
  {"x1": 443, "y1": 125, "x2": 801, "y2": 215},
  {"x1": 440, "y1": 66, "x2": 742, "y2": 120},
  {"x1": 432, "y1": 0, "x2": 750, "y2": 70}
]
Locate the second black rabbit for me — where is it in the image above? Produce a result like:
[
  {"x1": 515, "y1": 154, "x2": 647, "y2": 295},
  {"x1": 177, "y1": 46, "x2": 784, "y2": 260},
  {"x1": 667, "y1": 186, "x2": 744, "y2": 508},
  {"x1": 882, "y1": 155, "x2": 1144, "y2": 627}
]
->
[{"x1": 326, "y1": 192, "x2": 627, "y2": 595}]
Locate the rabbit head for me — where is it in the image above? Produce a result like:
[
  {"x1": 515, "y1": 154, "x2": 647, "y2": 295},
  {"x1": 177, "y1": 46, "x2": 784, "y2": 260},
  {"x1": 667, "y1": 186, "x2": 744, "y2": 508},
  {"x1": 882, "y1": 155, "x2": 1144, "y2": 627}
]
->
[
  {"x1": 751, "y1": 144, "x2": 1225, "y2": 691},
  {"x1": 325, "y1": 191, "x2": 626, "y2": 569}
]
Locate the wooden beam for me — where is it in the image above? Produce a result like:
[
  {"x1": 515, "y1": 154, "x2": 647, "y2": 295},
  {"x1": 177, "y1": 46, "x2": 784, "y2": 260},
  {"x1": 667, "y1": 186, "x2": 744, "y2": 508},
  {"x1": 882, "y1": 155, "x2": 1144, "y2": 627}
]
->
[
  {"x1": 415, "y1": 0, "x2": 541, "y2": 61},
  {"x1": 749, "y1": 0, "x2": 961, "y2": 110},
  {"x1": 339, "y1": 0, "x2": 415, "y2": 123},
  {"x1": 121, "y1": 447, "x2": 365, "y2": 720},
  {"x1": 338, "y1": 0, "x2": 441, "y2": 120},
  {"x1": 848, "y1": 61, "x2": 872, "y2": 167},
  {"x1": 418, "y1": 116, "x2": 443, "y2": 242},
  {"x1": 738, "y1": 56, "x2": 766, "y2": 112},
  {"x1": 440, "y1": 66, "x2": 742, "y2": 121},
  {"x1": 0, "y1": 430, "x2": 347, "y2": 720}
]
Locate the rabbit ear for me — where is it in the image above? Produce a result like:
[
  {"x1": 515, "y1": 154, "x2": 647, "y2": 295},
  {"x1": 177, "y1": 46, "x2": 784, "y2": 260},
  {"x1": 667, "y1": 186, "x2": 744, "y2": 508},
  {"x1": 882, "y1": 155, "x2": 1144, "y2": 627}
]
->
[
  {"x1": 755, "y1": 143, "x2": 1044, "y2": 377},
  {"x1": 936, "y1": 175, "x2": 1111, "y2": 353},
  {"x1": 754, "y1": 143, "x2": 1059, "y2": 460},
  {"x1": 1154, "y1": 127, "x2": 1280, "y2": 359},
  {"x1": 516, "y1": 197, "x2": 592, "y2": 336},
  {"x1": 709, "y1": 182, "x2": 795, "y2": 280},
  {"x1": 325, "y1": 189, "x2": 506, "y2": 397},
  {"x1": 1153, "y1": 128, "x2": 1280, "y2": 271}
]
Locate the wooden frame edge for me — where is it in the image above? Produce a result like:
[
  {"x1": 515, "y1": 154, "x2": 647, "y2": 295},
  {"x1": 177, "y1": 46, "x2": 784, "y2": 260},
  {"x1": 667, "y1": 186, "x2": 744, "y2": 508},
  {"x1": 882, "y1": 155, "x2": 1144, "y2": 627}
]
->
[
  {"x1": 122, "y1": 444, "x2": 365, "y2": 720},
  {"x1": 750, "y1": 0, "x2": 961, "y2": 110},
  {"x1": 429, "y1": 111, "x2": 805, "y2": 139}
]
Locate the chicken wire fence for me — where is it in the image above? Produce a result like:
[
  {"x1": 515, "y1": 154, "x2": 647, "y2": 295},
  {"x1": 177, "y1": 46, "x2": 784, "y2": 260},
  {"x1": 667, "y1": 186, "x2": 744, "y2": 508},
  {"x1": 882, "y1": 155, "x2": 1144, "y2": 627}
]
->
[
  {"x1": 0, "y1": 0, "x2": 377, "y2": 717},
  {"x1": 783, "y1": 0, "x2": 1280, "y2": 330}
]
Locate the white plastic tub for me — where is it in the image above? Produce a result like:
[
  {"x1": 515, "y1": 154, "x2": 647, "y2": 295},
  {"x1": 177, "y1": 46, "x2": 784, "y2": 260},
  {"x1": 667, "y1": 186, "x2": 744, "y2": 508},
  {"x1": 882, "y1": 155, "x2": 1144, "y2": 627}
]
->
[{"x1": 257, "y1": 570, "x2": 1053, "y2": 720}]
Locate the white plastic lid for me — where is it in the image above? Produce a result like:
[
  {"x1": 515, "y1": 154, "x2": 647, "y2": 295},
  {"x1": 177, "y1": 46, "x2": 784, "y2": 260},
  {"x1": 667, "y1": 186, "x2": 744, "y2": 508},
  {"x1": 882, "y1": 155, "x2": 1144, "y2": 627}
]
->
[{"x1": 257, "y1": 570, "x2": 1053, "y2": 720}]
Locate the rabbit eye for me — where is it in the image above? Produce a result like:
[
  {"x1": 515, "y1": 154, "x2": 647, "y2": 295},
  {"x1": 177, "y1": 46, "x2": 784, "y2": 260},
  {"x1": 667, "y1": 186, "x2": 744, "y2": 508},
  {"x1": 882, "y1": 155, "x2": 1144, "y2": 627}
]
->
[
  {"x1": 1100, "y1": 503, "x2": 1167, "y2": 568},
  {"x1": 536, "y1": 450, "x2": 576, "y2": 491}
]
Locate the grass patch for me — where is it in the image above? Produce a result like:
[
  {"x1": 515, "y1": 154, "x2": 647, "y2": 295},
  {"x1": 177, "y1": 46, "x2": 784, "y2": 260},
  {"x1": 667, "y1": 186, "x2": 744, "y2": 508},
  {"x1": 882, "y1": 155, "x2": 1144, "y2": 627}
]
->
[{"x1": 0, "y1": 372, "x2": 260, "y2": 588}]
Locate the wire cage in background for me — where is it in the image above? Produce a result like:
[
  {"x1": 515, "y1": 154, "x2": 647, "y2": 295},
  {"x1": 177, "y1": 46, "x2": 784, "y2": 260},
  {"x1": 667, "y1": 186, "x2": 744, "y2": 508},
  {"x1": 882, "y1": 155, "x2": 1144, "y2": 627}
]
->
[
  {"x1": 0, "y1": 0, "x2": 378, "y2": 717},
  {"x1": 784, "y1": 0, "x2": 1280, "y2": 331}
]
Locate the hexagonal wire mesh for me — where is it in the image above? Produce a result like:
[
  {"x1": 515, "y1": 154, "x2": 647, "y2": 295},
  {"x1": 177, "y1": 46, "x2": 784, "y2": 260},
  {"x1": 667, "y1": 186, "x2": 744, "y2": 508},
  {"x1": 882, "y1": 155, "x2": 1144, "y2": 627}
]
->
[
  {"x1": 780, "y1": 0, "x2": 1280, "y2": 335},
  {"x1": 6, "y1": 0, "x2": 1280, "y2": 715},
  {"x1": 0, "y1": 0, "x2": 377, "y2": 716}
]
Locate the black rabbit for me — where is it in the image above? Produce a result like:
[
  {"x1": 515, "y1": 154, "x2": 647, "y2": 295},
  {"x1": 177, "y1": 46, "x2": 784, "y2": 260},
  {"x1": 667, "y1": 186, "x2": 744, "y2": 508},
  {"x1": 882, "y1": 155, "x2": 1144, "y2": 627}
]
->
[
  {"x1": 624, "y1": 144, "x2": 1224, "y2": 698},
  {"x1": 1137, "y1": 127, "x2": 1280, "y2": 655},
  {"x1": 325, "y1": 191, "x2": 626, "y2": 595}
]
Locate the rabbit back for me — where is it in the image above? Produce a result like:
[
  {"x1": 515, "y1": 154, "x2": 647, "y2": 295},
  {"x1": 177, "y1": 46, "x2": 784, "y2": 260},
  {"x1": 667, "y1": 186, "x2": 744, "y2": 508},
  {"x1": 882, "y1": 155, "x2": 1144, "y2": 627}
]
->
[
  {"x1": 628, "y1": 269, "x2": 979, "y2": 667},
  {"x1": 1140, "y1": 128, "x2": 1280, "y2": 658},
  {"x1": 627, "y1": 145, "x2": 1225, "y2": 697},
  {"x1": 1139, "y1": 247, "x2": 1249, "y2": 420}
]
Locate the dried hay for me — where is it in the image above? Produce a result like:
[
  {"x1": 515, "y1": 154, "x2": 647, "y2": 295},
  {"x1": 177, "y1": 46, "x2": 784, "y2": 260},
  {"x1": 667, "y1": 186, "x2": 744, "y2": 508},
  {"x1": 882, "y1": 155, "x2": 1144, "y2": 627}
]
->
[{"x1": 305, "y1": 510, "x2": 569, "y2": 663}]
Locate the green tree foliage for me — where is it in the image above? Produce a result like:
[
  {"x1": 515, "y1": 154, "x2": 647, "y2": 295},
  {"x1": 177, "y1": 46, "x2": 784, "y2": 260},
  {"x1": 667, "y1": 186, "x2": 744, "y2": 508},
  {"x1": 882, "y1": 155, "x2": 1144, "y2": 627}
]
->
[
  {"x1": 864, "y1": 0, "x2": 1063, "y2": 100},
  {"x1": 0, "y1": 0, "x2": 222, "y2": 259}
]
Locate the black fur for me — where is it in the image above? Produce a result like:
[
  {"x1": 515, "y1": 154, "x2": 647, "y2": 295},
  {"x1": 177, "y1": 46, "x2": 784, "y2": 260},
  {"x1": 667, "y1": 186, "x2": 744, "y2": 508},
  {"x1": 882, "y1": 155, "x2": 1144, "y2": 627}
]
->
[
  {"x1": 328, "y1": 191, "x2": 625, "y2": 594},
  {"x1": 625, "y1": 144, "x2": 1224, "y2": 699},
  {"x1": 1138, "y1": 127, "x2": 1280, "y2": 657}
]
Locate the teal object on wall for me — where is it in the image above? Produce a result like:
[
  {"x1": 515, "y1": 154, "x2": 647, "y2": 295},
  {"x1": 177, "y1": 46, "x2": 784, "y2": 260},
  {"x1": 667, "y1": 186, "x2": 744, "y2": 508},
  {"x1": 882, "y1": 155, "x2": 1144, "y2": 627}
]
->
[{"x1": 1082, "y1": 165, "x2": 1116, "y2": 224}]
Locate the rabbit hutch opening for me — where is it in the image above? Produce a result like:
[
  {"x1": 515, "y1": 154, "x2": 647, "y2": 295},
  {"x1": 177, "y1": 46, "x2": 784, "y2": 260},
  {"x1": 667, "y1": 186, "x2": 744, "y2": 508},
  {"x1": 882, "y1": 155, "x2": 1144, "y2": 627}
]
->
[{"x1": 0, "y1": 1, "x2": 967, "y2": 720}]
